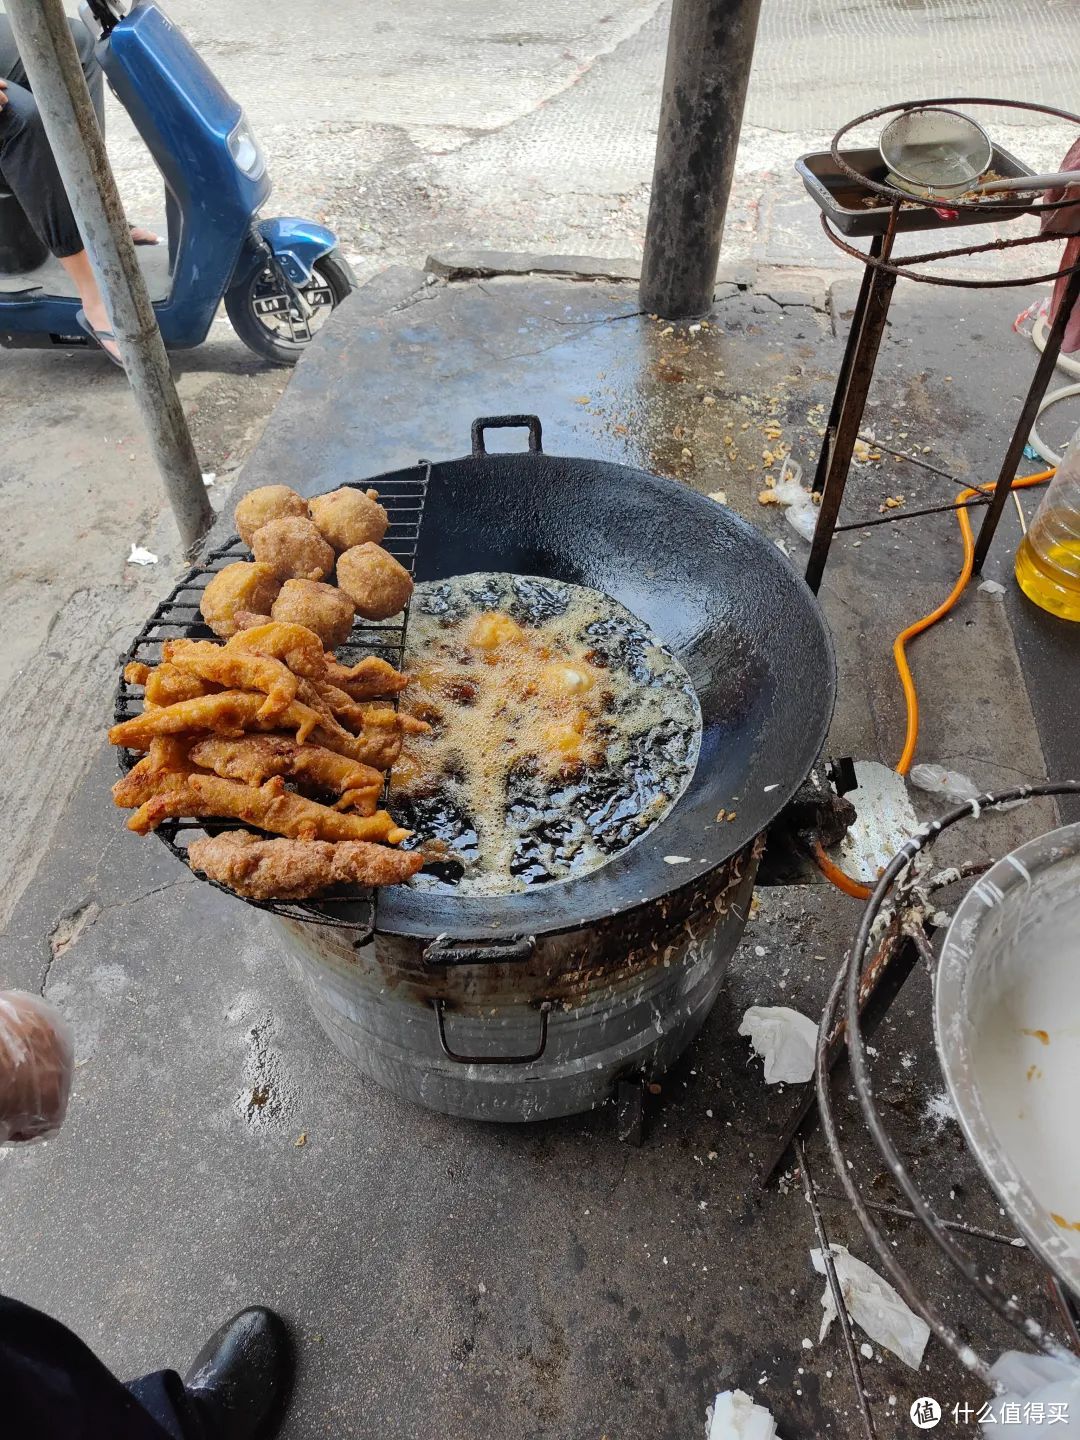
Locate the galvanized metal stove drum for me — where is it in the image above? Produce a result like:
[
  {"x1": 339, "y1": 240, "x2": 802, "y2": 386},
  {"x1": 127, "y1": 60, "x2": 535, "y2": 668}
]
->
[{"x1": 117, "y1": 416, "x2": 836, "y2": 1122}]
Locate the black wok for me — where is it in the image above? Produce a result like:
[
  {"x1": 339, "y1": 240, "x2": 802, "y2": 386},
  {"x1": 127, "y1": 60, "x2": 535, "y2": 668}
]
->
[{"x1": 375, "y1": 415, "x2": 835, "y2": 940}]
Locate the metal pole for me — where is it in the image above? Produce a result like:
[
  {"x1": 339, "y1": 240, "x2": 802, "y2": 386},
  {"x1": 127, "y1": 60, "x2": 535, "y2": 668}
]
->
[
  {"x1": 639, "y1": 0, "x2": 763, "y2": 320},
  {"x1": 971, "y1": 261, "x2": 1080, "y2": 572},
  {"x1": 5, "y1": 0, "x2": 212, "y2": 549}
]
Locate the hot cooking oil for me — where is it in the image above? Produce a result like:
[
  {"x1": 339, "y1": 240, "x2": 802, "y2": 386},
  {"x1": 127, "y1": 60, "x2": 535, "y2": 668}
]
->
[
  {"x1": 1014, "y1": 432, "x2": 1080, "y2": 620},
  {"x1": 391, "y1": 572, "x2": 702, "y2": 895}
]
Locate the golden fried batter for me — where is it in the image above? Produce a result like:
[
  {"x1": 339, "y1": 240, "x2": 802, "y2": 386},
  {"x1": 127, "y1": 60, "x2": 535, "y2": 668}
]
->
[
  {"x1": 112, "y1": 738, "x2": 193, "y2": 807},
  {"x1": 226, "y1": 621, "x2": 326, "y2": 678},
  {"x1": 124, "y1": 661, "x2": 151, "y2": 686},
  {"x1": 323, "y1": 654, "x2": 411, "y2": 699},
  {"x1": 335, "y1": 543, "x2": 414, "y2": 620},
  {"x1": 235, "y1": 484, "x2": 308, "y2": 546},
  {"x1": 187, "y1": 829, "x2": 423, "y2": 898},
  {"x1": 271, "y1": 579, "x2": 355, "y2": 650},
  {"x1": 229, "y1": 622, "x2": 409, "y2": 698},
  {"x1": 251, "y1": 516, "x2": 335, "y2": 583},
  {"x1": 308, "y1": 488, "x2": 388, "y2": 552},
  {"x1": 109, "y1": 688, "x2": 404, "y2": 768},
  {"x1": 162, "y1": 638, "x2": 297, "y2": 721},
  {"x1": 127, "y1": 772, "x2": 408, "y2": 844},
  {"x1": 308, "y1": 678, "x2": 429, "y2": 736},
  {"x1": 200, "y1": 561, "x2": 282, "y2": 639},
  {"x1": 188, "y1": 734, "x2": 382, "y2": 811},
  {"x1": 144, "y1": 665, "x2": 215, "y2": 708},
  {"x1": 109, "y1": 690, "x2": 321, "y2": 749}
]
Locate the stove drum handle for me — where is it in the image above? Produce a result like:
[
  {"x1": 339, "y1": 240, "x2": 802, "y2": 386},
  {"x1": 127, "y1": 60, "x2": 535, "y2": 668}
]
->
[
  {"x1": 470, "y1": 414, "x2": 544, "y2": 457},
  {"x1": 422, "y1": 934, "x2": 537, "y2": 966},
  {"x1": 434, "y1": 997, "x2": 551, "y2": 1067}
]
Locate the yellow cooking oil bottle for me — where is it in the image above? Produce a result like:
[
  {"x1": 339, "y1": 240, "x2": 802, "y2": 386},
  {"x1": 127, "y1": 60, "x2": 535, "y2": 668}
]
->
[{"x1": 1015, "y1": 440, "x2": 1080, "y2": 621}]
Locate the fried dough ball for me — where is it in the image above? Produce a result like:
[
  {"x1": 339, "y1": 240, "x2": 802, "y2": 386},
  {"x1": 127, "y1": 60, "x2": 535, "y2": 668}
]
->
[
  {"x1": 271, "y1": 578, "x2": 356, "y2": 650},
  {"x1": 199, "y1": 561, "x2": 281, "y2": 638},
  {"x1": 309, "y1": 487, "x2": 388, "y2": 552},
  {"x1": 251, "y1": 516, "x2": 336, "y2": 583},
  {"x1": 336, "y1": 542, "x2": 414, "y2": 620},
  {"x1": 234, "y1": 485, "x2": 308, "y2": 546}
]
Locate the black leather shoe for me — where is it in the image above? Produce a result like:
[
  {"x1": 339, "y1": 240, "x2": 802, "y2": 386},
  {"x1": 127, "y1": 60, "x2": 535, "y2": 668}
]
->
[{"x1": 183, "y1": 1307, "x2": 293, "y2": 1440}]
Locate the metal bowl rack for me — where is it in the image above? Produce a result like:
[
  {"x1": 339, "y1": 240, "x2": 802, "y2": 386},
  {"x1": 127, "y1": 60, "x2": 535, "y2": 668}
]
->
[
  {"x1": 808, "y1": 781, "x2": 1080, "y2": 1436},
  {"x1": 798, "y1": 98, "x2": 1080, "y2": 593},
  {"x1": 112, "y1": 461, "x2": 431, "y2": 930}
]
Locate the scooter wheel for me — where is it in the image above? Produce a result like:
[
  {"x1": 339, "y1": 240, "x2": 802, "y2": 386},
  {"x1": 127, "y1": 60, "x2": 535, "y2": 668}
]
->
[{"x1": 225, "y1": 248, "x2": 356, "y2": 366}]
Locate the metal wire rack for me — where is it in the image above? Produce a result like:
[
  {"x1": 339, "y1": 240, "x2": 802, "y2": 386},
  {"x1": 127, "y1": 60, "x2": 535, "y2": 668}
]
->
[
  {"x1": 810, "y1": 781, "x2": 1080, "y2": 1437},
  {"x1": 801, "y1": 97, "x2": 1080, "y2": 592},
  {"x1": 112, "y1": 462, "x2": 431, "y2": 929}
]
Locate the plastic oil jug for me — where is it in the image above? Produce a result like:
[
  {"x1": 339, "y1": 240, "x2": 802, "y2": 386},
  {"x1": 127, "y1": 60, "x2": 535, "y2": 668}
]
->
[{"x1": 1015, "y1": 427, "x2": 1080, "y2": 620}]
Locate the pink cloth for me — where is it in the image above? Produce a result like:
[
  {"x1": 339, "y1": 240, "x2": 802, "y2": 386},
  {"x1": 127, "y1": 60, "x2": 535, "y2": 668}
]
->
[{"x1": 1041, "y1": 136, "x2": 1080, "y2": 353}]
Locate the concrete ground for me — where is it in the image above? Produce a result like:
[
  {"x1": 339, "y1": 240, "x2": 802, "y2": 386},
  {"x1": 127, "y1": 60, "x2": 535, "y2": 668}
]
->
[
  {"x1": 1, "y1": 263, "x2": 1077, "y2": 1439},
  {"x1": 2, "y1": 2, "x2": 1080, "y2": 1435}
]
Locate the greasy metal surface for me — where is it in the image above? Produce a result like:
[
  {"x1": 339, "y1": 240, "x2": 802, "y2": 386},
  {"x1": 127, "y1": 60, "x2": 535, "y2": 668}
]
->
[
  {"x1": 831, "y1": 97, "x2": 1080, "y2": 218},
  {"x1": 370, "y1": 435, "x2": 834, "y2": 940},
  {"x1": 274, "y1": 842, "x2": 758, "y2": 1120},
  {"x1": 804, "y1": 141, "x2": 1080, "y2": 589},
  {"x1": 796, "y1": 144, "x2": 1033, "y2": 239}
]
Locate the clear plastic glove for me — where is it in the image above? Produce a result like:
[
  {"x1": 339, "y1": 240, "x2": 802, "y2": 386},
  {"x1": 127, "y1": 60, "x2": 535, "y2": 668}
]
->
[{"x1": 0, "y1": 991, "x2": 74, "y2": 1144}]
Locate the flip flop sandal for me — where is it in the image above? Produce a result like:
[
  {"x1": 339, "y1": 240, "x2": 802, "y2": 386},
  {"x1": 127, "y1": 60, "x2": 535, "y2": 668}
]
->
[
  {"x1": 75, "y1": 308, "x2": 124, "y2": 368},
  {"x1": 130, "y1": 226, "x2": 162, "y2": 246}
]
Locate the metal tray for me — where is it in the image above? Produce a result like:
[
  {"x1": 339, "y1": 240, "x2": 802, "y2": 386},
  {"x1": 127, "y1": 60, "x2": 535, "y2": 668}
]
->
[{"x1": 796, "y1": 144, "x2": 1034, "y2": 237}]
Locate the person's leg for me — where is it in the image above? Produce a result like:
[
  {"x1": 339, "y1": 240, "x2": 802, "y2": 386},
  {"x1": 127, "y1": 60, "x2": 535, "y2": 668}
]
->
[
  {"x1": 0, "y1": 1295, "x2": 199, "y2": 1440},
  {"x1": 0, "y1": 78, "x2": 120, "y2": 355},
  {"x1": 1, "y1": 14, "x2": 154, "y2": 250},
  {"x1": 0, "y1": 14, "x2": 103, "y2": 127},
  {"x1": 0, "y1": 1297, "x2": 292, "y2": 1440},
  {"x1": 0, "y1": 16, "x2": 22, "y2": 84}
]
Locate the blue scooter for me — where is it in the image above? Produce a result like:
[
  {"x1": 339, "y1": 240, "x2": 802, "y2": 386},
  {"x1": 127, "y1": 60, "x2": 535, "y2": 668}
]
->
[{"x1": 0, "y1": 0, "x2": 354, "y2": 365}]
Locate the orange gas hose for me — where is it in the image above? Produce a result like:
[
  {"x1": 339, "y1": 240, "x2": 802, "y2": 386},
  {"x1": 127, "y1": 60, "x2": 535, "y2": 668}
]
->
[
  {"x1": 893, "y1": 469, "x2": 1056, "y2": 776},
  {"x1": 810, "y1": 838, "x2": 873, "y2": 900}
]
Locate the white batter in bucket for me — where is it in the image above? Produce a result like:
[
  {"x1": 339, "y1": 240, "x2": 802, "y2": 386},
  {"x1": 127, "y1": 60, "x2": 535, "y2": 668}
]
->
[{"x1": 936, "y1": 832, "x2": 1080, "y2": 1295}]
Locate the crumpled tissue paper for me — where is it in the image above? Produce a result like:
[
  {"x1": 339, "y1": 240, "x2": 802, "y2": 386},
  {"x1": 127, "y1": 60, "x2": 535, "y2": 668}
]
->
[
  {"x1": 980, "y1": 1350, "x2": 1080, "y2": 1434},
  {"x1": 739, "y1": 1005, "x2": 818, "y2": 1084},
  {"x1": 811, "y1": 1244, "x2": 930, "y2": 1370},
  {"x1": 707, "y1": 1389, "x2": 782, "y2": 1440}
]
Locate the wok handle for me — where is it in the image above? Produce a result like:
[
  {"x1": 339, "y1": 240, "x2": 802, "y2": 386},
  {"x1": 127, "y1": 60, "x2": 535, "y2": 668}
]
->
[
  {"x1": 470, "y1": 415, "x2": 544, "y2": 456},
  {"x1": 434, "y1": 998, "x2": 550, "y2": 1066},
  {"x1": 423, "y1": 934, "x2": 537, "y2": 966}
]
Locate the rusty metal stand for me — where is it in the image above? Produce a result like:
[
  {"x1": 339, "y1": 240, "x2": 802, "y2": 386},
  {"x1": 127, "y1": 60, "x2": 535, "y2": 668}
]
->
[
  {"x1": 802, "y1": 98, "x2": 1080, "y2": 594},
  {"x1": 805, "y1": 224, "x2": 898, "y2": 592}
]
